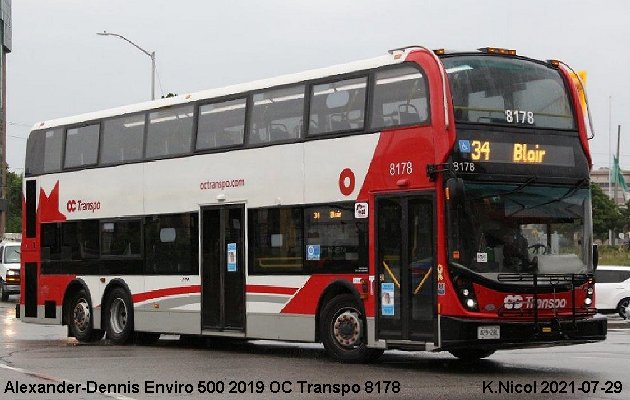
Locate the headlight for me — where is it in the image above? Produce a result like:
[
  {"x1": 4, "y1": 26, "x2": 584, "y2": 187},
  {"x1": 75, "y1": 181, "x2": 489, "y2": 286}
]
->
[
  {"x1": 6, "y1": 269, "x2": 18, "y2": 276},
  {"x1": 466, "y1": 298, "x2": 477, "y2": 309}
]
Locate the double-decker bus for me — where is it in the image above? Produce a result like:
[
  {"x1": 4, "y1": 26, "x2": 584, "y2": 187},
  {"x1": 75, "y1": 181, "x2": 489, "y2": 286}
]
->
[{"x1": 18, "y1": 46, "x2": 606, "y2": 362}]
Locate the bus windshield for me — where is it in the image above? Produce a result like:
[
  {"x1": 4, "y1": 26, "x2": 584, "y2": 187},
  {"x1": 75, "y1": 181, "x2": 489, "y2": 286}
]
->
[
  {"x1": 449, "y1": 183, "x2": 592, "y2": 279},
  {"x1": 443, "y1": 55, "x2": 575, "y2": 130}
]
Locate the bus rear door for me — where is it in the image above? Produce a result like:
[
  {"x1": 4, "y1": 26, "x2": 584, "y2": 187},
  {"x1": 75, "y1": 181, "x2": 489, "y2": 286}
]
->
[
  {"x1": 201, "y1": 205, "x2": 245, "y2": 332},
  {"x1": 376, "y1": 194, "x2": 435, "y2": 342}
]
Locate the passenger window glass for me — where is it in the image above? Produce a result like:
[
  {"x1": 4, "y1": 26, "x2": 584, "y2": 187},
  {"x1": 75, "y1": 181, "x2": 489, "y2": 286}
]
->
[
  {"x1": 371, "y1": 66, "x2": 428, "y2": 129},
  {"x1": 100, "y1": 114, "x2": 145, "y2": 164},
  {"x1": 146, "y1": 105, "x2": 194, "y2": 158},
  {"x1": 41, "y1": 223, "x2": 61, "y2": 261},
  {"x1": 25, "y1": 130, "x2": 45, "y2": 176},
  {"x1": 44, "y1": 129, "x2": 64, "y2": 172},
  {"x1": 61, "y1": 221, "x2": 100, "y2": 260},
  {"x1": 309, "y1": 77, "x2": 367, "y2": 135},
  {"x1": 64, "y1": 124, "x2": 100, "y2": 168},
  {"x1": 249, "y1": 208, "x2": 303, "y2": 273},
  {"x1": 101, "y1": 220, "x2": 142, "y2": 257},
  {"x1": 197, "y1": 98, "x2": 246, "y2": 150},
  {"x1": 249, "y1": 86, "x2": 304, "y2": 145},
  {"x1": 145, "y1": 214, "x2": 198, "y2": 274},
  {"x1": 304, "y1": 204, "x2": 368, "y2": 273}
]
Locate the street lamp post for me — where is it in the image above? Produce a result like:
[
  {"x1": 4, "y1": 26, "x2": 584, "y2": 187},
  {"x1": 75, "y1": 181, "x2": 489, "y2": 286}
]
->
[{"x1": 97, "y1": 31, "x2": 156, "y2": 100}]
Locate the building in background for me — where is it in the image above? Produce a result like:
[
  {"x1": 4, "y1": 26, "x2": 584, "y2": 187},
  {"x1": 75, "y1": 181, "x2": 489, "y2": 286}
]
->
[
  {"x1": 0, "y1": 0, "x2": 10, "y2": 237},
  {"x1": 591, "y1": 167, "x2": 630, "y2": 205}
]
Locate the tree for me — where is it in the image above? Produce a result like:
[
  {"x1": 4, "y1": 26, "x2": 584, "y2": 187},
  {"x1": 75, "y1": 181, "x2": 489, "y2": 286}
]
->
[
  {"x1": 591, "y1": 183, "x2": 621, "y2": 240},
  {"x1": 5, "y1": 170, "x2": 22, "y2": 233}
]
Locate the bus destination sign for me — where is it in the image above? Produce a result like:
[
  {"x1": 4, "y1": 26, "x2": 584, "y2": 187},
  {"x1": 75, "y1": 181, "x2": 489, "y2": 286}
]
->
[{"x1": 458, "y1": 140, "x2": 575, "y2": 168}]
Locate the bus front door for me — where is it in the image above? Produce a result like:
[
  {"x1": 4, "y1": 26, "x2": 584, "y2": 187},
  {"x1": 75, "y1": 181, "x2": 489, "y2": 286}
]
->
[
  {"x1": 201, "y1": 205, "x2": 245, "y2": 332},
  {"x1": 376, "y1": 195, "x2": 435, "y2": 342}
]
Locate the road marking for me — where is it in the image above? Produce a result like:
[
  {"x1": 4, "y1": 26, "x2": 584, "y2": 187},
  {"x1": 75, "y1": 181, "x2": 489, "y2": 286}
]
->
[{"x1": 0, "y1": 363, "x2": 138, "y2": 400}]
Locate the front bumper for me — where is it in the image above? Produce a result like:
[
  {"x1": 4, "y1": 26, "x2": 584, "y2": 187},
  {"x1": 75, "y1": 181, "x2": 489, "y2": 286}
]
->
[
  {"x1": 440, "y1": 315, "x2": 607, "y2": 351},
  {"x1": 3, "y1": 284, "x2": 20, "y2": 294}
]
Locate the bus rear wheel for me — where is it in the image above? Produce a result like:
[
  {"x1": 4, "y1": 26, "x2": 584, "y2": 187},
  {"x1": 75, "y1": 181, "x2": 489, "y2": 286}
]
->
[
  {"x1": 68, "y1": 289, "x2": 103, "y2": 343},
  {"x1": 450, "y1": 349, "x2": 495, "y2": 361},
  {"x1": 105, "y1": 287, "x2": 134, "y2": 344},
  {"x1": 320, "y1": 294, "x2": 383, "y2": 363}
]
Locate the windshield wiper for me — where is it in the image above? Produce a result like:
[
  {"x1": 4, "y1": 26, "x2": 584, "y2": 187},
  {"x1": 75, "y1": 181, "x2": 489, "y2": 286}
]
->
[
  {"x1": 473, "y1": 176, "x2": 537, "y2": 200},
  {"x1": 505, "y1": 178, "x2": 588, "y2": 217}
]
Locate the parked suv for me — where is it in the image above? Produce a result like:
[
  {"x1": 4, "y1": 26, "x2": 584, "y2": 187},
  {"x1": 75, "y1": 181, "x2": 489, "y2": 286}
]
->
[
  {"x1": 595, "y1": 265, "x2": 630, "y2": 319},
  {"x1": 0, "y1": 241, "x2": 21, "y2": 301}
]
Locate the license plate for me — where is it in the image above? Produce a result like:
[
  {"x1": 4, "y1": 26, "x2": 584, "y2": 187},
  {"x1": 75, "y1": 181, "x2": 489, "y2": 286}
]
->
[{"x1": 477, "y1": 325, "x2": 500, "y2": 340}]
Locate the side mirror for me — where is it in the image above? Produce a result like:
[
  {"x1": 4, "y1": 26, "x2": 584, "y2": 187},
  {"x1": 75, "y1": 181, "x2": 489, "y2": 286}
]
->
[{"x1": 592, "y1": 244, "x2": 598, "y2": 270}]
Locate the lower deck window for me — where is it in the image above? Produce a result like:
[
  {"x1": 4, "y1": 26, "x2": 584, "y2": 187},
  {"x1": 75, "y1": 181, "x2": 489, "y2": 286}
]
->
[
  {"x1": 101, "y1": 220, "x2": 142, "y2": 257},
  {"x1": 145, "y1": 213, "x2": 199, "y2": 274},
  {"x1": 248, "y1": 202, "x2": 368, "y2": 274}
]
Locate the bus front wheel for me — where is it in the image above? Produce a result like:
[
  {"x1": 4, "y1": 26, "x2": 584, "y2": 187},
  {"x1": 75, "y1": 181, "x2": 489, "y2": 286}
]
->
[
  {"x1": 320, "y1": 294, "x2": 383, "y2": 363},
  {"x1": 68, "y1": 289, "x2": 103, "y2": 343},
  {"x1": 105, "y1": 287, "x2": 134, "y2": 344}
]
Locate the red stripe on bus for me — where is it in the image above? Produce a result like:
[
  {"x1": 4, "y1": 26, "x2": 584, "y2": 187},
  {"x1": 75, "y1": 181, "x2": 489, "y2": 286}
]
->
[
  {"x1": 131, "y1": 285, "x2": 201, "y2": 303},
  {"x1": 245, "y1": 285, "x2": 297, "y2": 296}
]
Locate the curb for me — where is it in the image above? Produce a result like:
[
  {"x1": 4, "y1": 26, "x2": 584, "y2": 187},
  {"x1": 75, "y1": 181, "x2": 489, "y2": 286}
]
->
[{"x1": 607, "y1": 321, "x2": 630, "y2": 329}]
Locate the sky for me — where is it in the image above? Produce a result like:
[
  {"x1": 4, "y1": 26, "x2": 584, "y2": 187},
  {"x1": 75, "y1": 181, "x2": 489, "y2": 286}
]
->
[{"x1": 6, "y1": 0, "x2": 630, "y2": 173}]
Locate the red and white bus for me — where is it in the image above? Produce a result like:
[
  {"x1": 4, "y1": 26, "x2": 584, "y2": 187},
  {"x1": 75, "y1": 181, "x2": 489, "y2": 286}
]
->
[{"x1": 19, "y1": 46, "x2": 606, "y2": 362}]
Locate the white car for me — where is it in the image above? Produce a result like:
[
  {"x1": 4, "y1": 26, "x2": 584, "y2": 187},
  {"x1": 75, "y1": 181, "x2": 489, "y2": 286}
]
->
[
  {"x1": 595, "y1": 265, "x2": 630, "y2": 319},
  {"x1": 0, "y1": 241, "x2": 21, "y2": 301}
]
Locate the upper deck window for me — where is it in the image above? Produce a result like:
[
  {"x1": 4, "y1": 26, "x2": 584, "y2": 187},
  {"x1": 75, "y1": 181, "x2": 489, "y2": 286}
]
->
[
  {"x1": 309, "y1": 77, "x2": 367, "y2": 135},
  {"x1": 64, "y1": 124, "x2": 100, "y2": 169},
  {"x1": 146, "y1": 105, "x2": 194, "y2": 158},
  {"x1": 25, "y1": 128, "x2": 64, "y2": 175},
  {"x1": 196, "y1": 98, "x2": 246, "y2": 150},
  {"x1": 442, "y1": 56, "x2": 575, "y2": 130},
  {"x1": 44, "y1": 129, "x2": 64, "y2": 172},
  {"x1": 250, "y1": 85, "x2": 305, "y2": 145},
  {"x1": 371, "y1": 66, "x2": 429, "y2": 129},
  {"x1": 100, "y1": 114, "x2": 145, "y2": 165}
]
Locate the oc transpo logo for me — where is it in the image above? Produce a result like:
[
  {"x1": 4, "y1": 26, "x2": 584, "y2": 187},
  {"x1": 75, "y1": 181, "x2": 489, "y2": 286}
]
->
[
  {"x1": 503, "y1": 294, "x2": 524, "y2": 310},
  {"x1": 66, "y1": 199, "x2": 101, "y2": 213}
]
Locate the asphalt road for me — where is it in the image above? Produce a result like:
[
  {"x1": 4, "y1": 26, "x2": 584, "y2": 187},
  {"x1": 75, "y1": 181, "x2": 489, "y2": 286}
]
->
[{"x1": 0, "y1": 296, "x2": 628, "y2": 400}]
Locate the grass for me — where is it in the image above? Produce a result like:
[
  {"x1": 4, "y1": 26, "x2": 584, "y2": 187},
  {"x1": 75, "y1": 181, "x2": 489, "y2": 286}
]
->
[{"x1": 598, "y1": 245, "x2": 630, "y2": 266}]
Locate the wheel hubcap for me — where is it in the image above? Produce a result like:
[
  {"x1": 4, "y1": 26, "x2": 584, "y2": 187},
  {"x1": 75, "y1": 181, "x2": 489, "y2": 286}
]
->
[
  {"x1": 73, "y1": 298, "x2": 90, "y2": 332},
  {"x1": 110, "y1": 298, "x2": 128, "y2": 334},
  {"x1": 333, "y1": 311, "x2": 361, "y2": 347}
]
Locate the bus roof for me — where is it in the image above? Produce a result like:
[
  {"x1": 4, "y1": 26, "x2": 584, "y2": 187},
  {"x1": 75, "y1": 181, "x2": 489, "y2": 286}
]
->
[{"x1": 31, "y1": 50, "x2": 415, "y2": 132}]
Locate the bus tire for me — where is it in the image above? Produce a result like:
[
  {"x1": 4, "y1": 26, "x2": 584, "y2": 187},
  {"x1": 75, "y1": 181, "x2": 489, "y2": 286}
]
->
[
  {"x1": 105, "y1": 287, "x2": 134, "y2": 345},
  {"x1": 320, "y1": 294, "x2": 383, "y2": 363},
  {"x1": 450, "y1": 349, "x2": 495, "y2": 362},
  {"x1": 617, "y1": 297, "x2": 630, "y2": 319},
  {"x1": 68, "y1": 289, "x2": 103, "y2": 343}
]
